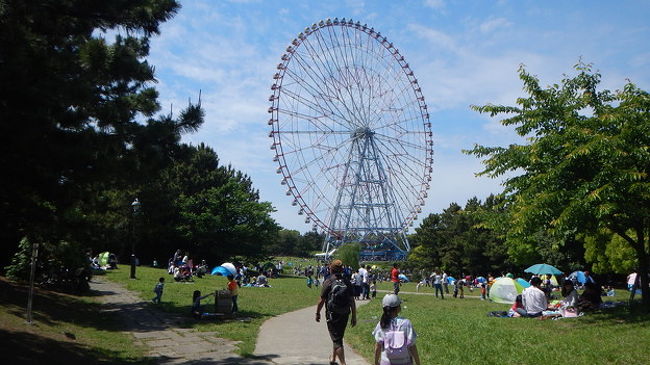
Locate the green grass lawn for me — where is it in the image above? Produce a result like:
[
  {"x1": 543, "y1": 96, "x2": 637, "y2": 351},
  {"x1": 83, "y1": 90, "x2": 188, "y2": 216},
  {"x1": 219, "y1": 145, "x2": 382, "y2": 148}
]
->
[
  {"x1": 105, "y1": 265, "x2": 322, "y2": 356},
  {"x1": 347, "y1": 289, "x2": 650, "y2": 365},
  {"x1": 0, "y1": 276, "x2": 151, "y2": 364}
]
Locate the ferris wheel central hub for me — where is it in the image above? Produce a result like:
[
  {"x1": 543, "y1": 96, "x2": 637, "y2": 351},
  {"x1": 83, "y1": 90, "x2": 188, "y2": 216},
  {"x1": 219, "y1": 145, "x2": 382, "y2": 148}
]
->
[{"x1": 353, "y1": 127, "x2": 374, "y2": 139}]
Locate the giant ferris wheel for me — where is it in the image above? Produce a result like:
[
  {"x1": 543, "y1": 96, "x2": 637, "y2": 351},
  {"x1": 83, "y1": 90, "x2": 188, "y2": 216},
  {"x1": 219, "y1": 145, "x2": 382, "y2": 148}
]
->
[{"x1": 268, "y1": 18, "x2": 433, "y2": 260}]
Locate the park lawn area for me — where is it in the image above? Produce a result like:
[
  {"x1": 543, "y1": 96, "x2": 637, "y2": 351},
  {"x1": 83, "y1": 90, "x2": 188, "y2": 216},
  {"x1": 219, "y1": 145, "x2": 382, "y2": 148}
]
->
[
  {"x1": 105, "y1": 266, "x2": 321, "y2": 356},
  {"x1": 346, "y1": 290, "x2": 650, "y2": 365},
  {"x1": 0, "y1": 276, "x2": 151, "y2": 364}
]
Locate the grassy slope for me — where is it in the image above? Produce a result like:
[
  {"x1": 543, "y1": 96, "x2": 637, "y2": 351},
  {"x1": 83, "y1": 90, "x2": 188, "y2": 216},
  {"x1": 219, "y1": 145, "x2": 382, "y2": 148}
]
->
[
  {"x1": 105, "y1": 265, "x2": 321, "y2": 356},
  {"x1": 0, "y1": 276, "x2": 150, "y2": 364},
  {"x1": 347, "y1": 285, "x2": 650, "y2": 365}
]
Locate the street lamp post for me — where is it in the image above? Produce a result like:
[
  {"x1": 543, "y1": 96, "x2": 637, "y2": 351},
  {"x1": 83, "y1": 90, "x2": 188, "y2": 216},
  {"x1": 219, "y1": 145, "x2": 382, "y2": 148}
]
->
[{"x1": 130, "y1": 197, "x2": 141, "y2": 279}]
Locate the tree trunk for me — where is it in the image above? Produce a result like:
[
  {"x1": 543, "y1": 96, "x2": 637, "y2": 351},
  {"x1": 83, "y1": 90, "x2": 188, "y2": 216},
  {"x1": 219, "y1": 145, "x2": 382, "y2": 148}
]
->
[{"x1": 634, "y1": 234, "x2": 649, "y2": 309}]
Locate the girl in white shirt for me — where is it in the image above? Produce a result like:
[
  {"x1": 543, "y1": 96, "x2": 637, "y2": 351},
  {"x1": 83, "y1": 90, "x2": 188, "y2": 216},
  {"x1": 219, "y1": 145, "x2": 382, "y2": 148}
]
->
[{"x1": 372, "y1": 294, "x2": 421, "y2": 365}]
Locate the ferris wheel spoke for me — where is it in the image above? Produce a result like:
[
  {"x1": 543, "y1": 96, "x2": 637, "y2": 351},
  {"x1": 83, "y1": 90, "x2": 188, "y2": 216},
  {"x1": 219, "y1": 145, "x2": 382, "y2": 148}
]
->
[
  {"x1": 374, "y1": 132, "x2": 428, "y2": 152},
  {"x1": 278, "y1": 86, "x2": 349, "y2": 131},
  {"x1": 320, "y1": 26, "x2": 370, "y2": 128},
  {"x1": 282, "y1": 66, "x2": 353, "y2": 129},
  {"x1": 300, "y1": 34, "x2": 363, "y2": 128}
]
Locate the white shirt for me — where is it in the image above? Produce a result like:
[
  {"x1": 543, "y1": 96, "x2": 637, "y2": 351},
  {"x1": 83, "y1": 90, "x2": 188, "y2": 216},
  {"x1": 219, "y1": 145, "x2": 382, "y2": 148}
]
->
[
  {"x1": 522, "y1": 286, "x2": 547, "y2": 314},
  {"x1": 561, "y1": 289, "x2": 579, "y2": 308},
  {"x1": 359, "y1": 267, "x2": 368, "y2": 283},
  {"x1": 373, "y1": 317, "x2": 416, "y2": 364}
]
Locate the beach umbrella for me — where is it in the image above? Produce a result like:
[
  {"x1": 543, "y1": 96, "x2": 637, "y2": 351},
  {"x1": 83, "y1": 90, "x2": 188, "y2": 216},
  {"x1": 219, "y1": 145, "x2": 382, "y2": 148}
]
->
[
  {"x1": 569, "y1": 271, "x2": 587, "y2": 284},
  {"x1": 515, "y1": 278, "x2": 531, "y2": 289},
  {"x1": 524, "y1": 263, "x2": 563, "y2": 275},
  {"x1": 490, "y1": 277, "x2": 526, "y2": 304}
]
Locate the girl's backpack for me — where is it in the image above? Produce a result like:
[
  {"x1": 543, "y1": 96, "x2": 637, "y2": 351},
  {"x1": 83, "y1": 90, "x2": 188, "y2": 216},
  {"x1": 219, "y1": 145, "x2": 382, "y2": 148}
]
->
[{"x1": 383, "y1": 320, "x2": 409, "y2": 359}]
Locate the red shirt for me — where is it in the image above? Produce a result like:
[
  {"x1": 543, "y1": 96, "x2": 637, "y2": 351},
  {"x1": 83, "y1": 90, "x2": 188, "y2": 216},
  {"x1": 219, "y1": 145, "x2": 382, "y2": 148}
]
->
[{"x1": 391, "y1": 268, "x2": 400, "y2": 283}]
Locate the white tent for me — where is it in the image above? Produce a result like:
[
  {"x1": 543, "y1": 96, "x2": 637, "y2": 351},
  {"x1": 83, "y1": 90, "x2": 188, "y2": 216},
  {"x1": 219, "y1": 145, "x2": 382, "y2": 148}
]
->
[{"x1": 314, "y1": 248, "x2": 336, "y2": 259}]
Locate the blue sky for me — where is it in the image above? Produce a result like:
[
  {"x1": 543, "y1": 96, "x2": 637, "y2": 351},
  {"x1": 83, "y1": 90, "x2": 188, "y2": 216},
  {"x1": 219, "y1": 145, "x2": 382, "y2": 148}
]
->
[{"x1": 146, "y1": 0, "x2": 650, "y2": 233}]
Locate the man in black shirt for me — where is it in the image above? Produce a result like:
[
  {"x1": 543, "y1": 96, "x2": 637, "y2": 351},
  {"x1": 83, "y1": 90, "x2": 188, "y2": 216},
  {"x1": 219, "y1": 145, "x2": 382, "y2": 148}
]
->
[{"x1": 316, "y1": 259, "x2": 356, "y2": 365}]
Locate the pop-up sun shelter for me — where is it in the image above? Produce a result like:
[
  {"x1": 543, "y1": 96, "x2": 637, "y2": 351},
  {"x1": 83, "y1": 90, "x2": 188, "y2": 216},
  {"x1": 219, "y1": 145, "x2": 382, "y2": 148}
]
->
[
  {"x1": 98, "y1": 251, "x2": 110, "y2": 266},
  {"x1": 490, "y1": 277, "x2": 526, "y2": 304},
  {"x1": 211, "y1": 262, "x2": 237, "y2": 276}
]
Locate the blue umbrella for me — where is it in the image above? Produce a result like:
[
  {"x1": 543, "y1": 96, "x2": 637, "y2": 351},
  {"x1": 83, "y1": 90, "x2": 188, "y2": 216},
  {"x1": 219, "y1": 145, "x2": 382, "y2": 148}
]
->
[
  {"x1": 569, "y1": 271, "x2": 587, "y2": 284},
  {"x1": 447, "y1": 276, "x2": 456, "y2": 284},
  {"x1": 524, "y1": 263, "x2": 563, "y2": 275},
  {"x1": 398, "y1": 274, "x2": 409, "y2": 282},
  {"x1": 516, "y1": 278, "x2": 531, "y2": 288}
]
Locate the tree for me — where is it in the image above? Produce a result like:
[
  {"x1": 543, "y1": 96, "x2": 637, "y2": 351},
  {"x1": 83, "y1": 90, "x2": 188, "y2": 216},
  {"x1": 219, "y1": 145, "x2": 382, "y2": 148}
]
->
[
  {"x1": 336, "y1": 243, "x2": 360, "y2": 270},
  {"x1": 0, "y1": 0, "x2": 203, "y2": 267},
  {"x1": 408, "y1": 198, "x2": 509, "y2": 276},
  {"x1": 465, "y1": 62, "x2": 650, "y2": 307}
]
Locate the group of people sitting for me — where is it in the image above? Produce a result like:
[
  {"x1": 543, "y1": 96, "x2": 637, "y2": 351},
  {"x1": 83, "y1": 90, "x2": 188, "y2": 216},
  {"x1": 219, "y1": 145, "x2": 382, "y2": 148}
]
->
[
  {"x1": 167, "y1": 249, "x2": 209, "y2": 282},
  {"x1": 508, "y1": 277, "x2": 603, "y2": 318}
]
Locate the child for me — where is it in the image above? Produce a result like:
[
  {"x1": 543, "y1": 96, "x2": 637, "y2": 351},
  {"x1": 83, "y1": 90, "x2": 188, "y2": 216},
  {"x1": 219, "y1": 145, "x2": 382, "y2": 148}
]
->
[
  {"x1": 152, "y1": 277, "x2": 164, "y2": 304},
  {"x1": 314, "y1": 277, "x2": 320, "y2": 287},
  {"x1": 227, "y1": 274, "x2": 239, "y2": 314},
  {"x1": 306, "y1": 276, "x2": 313, "y2": 288},
  {"x1": 191, "y1": 290, "x2": 215, "y2": 319},
  {"x1": 372, "y1": 294, "x2": 421, "y2": 365},
  {"x1": 370, "y1": 280, "x2": 377, "y2": 299},
  {"x1": 415, "y1": 278, "x2": 427, "y2": 292},
  {"x1": 480, "y1": 282, "x2": 487, "y2": 300},
  {"x1": 508, "y1": 295, "x2": 526, "y2": 317}
]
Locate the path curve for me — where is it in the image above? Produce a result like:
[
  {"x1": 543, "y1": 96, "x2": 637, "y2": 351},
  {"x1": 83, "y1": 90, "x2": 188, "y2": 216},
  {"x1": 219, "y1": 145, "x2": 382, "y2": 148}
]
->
[
  {"x1": 91, "y1": 277, "x2": 272, "y2": 364},
  {"x1": 254, "y1": 300, "x2": 370, "y2": 365}
]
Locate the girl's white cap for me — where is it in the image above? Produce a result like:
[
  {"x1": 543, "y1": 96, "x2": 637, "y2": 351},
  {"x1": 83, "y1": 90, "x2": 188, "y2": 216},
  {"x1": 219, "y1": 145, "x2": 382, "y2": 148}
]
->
[{"x1": 382, "y1": 294, "x2": 401, "y2": 308}]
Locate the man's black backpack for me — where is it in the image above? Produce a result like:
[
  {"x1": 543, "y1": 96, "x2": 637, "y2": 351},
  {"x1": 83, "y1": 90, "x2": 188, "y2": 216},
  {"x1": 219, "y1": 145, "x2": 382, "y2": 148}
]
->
[{"x1": 327, "y1": 277, "x2": 351, "y2": 314}]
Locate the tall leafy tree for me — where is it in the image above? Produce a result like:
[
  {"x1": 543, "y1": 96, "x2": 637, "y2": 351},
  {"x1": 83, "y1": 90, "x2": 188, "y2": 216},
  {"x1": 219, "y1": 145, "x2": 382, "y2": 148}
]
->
[
  {"x1": 465, "y1": 63, "x2": 650, "y2": 307},
  {"x1": 0, "y1": 0, "x2": 203, "y2": 266}
]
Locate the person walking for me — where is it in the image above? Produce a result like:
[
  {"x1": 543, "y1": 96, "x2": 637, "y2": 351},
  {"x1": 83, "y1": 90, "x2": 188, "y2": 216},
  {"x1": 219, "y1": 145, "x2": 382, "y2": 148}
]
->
[
  {"x1": 316, "y1": 259, "x2": 357, "y2": 365},
  {"x1": 372, "y1": 294, "x2": 421, "y2": 365},
  {"x1": 442, "y1": 272, "x2": 449, "y2": 294},
  {"x1": 152, "y1": 277, "x2": 165, "y2": 304},
  {"x1": 432, "y1": 271, "x2": 444, "y2": 299},
  {"x1": 359, "y1": 265, "x2": 370, "y2": 300},
  {"x1": 391, "y1": 263, "x2": 401, "y2": 295}
]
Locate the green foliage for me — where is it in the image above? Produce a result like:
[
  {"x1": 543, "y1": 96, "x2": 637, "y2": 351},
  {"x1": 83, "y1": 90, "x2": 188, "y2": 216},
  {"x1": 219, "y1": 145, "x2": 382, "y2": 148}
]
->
[
  {"x1": 408, "y1": 197, "x2": 510, "y2": 275},
  {"x1": 5, "y1": 237, "x2": 86, "y2": 282},
  {"x1": 0, "y1": 0, "x2": 196, "y2": 267},
  {"x1": 266, "y1": 230, "x2": 324, "y2": 257},
  {"x1": 335, "y1": 242, "x2": 360, "y2": 269},
  {"x1": 5, "y1": 237, "x2": 33, "y2": 281},
  {"x1": 584, "y1": 230, "x2": 637, "y2": 274},
  {"x1": 465, "y1": 62, "x2": 650, "y2": 306}
]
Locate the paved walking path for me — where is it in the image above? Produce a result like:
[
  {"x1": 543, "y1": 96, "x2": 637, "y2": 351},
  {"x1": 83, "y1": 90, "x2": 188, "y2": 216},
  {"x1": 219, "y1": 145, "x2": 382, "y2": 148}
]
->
[
  {"x1": 92, "y1": 277, "x2": 371, "y2": 364},
  {"x1": 254, "y1": 301, "x2": 371, "y2": 365},
  {"x1": 91, "y1": 277, "x2": 273, "y2": 364}
]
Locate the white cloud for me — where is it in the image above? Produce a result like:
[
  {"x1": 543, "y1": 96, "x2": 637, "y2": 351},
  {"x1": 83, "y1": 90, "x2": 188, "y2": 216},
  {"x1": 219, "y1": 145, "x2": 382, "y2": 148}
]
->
[
  {"x1": 424, "y1": 0, "x2": 445, "y2": 10},
  {"x1": 480, "y1": 17, "x2": 512, "y2": 33}
]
